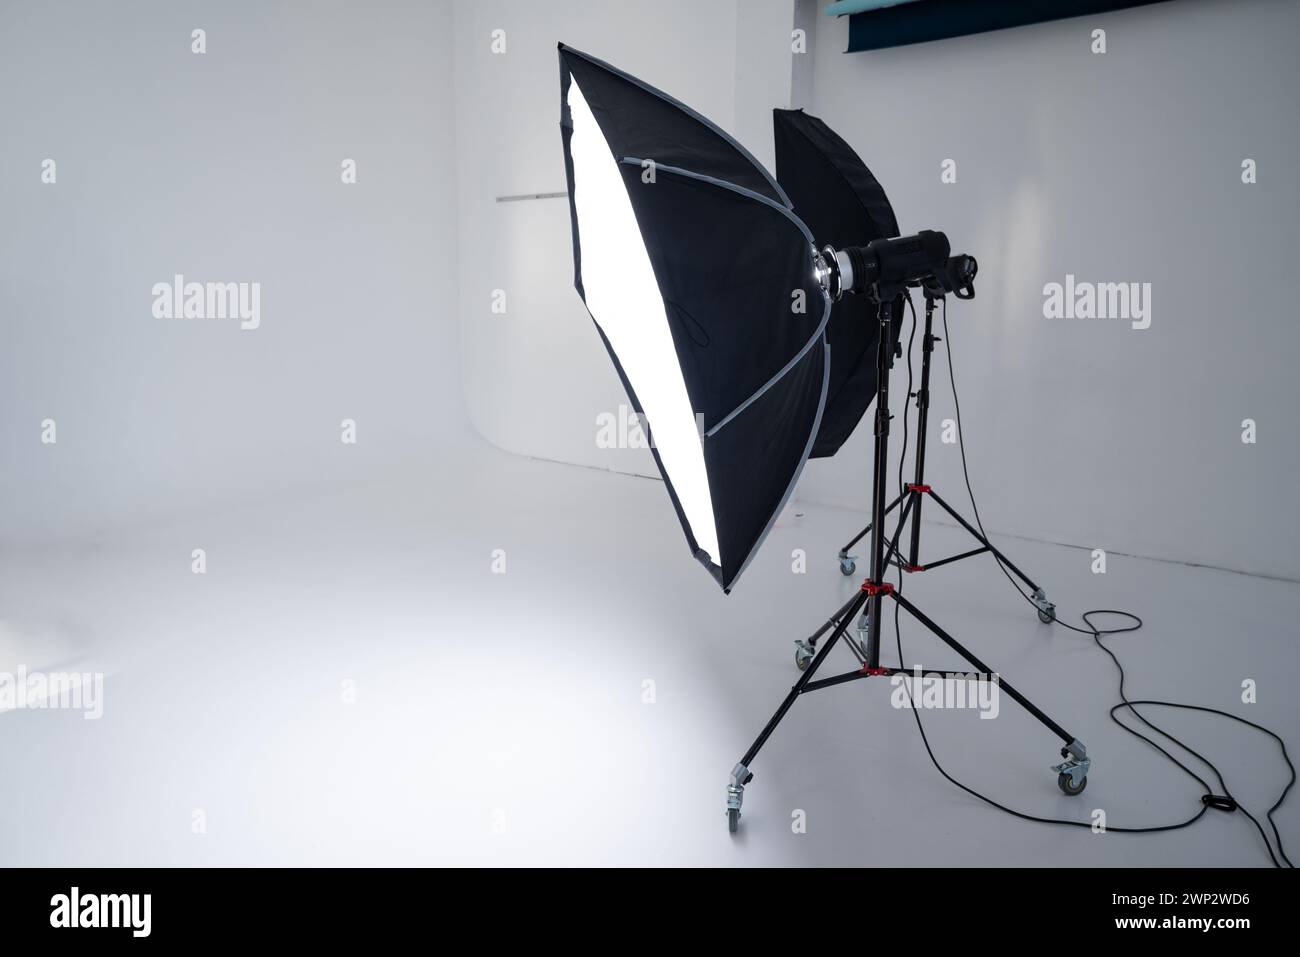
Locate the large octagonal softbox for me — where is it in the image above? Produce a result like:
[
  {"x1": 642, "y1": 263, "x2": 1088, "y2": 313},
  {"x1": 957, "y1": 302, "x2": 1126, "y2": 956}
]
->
[
  {"x1": 558, "y1": 45, "x2": 830, "y2": 593},
  {"x1": 773, "y1": 108, "x2": 903, "y2": 459}
]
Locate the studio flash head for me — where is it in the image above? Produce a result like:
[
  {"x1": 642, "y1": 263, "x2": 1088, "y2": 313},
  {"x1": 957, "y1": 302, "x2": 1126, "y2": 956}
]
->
[{"x1": 818, "y1": 231, "x2": 977, "y2": 301}]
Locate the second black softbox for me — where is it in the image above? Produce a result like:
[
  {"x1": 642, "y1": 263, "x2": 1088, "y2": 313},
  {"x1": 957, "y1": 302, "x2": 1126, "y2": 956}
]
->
[{"x1": 774, "y1": 108, "x2": 903, "y2": 458}]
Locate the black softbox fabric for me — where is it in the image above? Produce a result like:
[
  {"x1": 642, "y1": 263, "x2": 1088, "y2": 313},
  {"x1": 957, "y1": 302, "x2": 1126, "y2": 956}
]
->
[
  {"x1": 774, "y1": 108, "x2": 903, "y2": 458},
  {"x1": 559, "y1": 45, "x2": 830, "y2": 593}
]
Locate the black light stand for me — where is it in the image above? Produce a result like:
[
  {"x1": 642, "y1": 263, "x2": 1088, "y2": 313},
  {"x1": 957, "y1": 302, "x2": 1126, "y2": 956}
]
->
[
  {"x1": 832, "y1": 294, "x2": 1057, "y2": 629},
  {"x1": 725, "y1": 235, "x2": 1091, "y2": 833}
]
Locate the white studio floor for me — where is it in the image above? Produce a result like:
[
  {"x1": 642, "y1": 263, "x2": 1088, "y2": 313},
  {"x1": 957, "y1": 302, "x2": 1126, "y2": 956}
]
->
[{"x1": 2, "y1": 437, "x2": 1297, "y2": 867}]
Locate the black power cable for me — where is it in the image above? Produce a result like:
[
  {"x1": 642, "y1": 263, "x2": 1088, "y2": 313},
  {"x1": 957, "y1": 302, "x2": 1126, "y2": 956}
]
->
[{"x1": 887, "y1": 294, "x2": 1294, "y2": 867}]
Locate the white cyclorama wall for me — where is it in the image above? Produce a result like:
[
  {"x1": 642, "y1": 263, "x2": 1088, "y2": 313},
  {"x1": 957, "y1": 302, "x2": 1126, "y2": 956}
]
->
[
  {"x1": 459, "y1": 0, "x2": 1300, "y2": 583},
  {"x1": 799, "y1": 0, "x2": 1300, "y2": 581},
  {"x1": 453, "y1": 0, "x2": 795, "y2": 479},
  {"x1": 0, "y1": 1, "x2": 464, "y2": 544}
]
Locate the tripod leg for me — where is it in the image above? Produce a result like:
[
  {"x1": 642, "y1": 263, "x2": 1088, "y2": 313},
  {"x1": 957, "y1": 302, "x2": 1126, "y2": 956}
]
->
[
  {"x1": 889, "y1": 590, "x2": 1090, "y2": 790},
  {"x1": 924, "y1": 489, "x2": 1040, "y2": 592},
  {"x1": 925, "y1": 489, "x2": 1057, "y2": 622},
  {"x1": 837, "y1": 493, "x2": 903, "y2": 574},
  {"x1": 729, "y1": 590, "x2": 869, "y2": 832},
  {"x1": 795, "y1": 592, "x2": 863, "y2": 670}
]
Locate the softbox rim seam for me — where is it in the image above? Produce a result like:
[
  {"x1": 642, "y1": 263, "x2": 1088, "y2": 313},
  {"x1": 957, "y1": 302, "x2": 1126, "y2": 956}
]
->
[
  {"x1": 587, "y1": 317, "x2": 727, "y2": 589},
  {"x1": 559, "y1": 43, "x2": 793, "y2": 209}
]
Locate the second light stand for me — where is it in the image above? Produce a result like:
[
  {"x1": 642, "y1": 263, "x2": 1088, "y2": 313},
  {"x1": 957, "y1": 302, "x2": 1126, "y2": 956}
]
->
[
  {"x1": 725, "y1": 287, "x2": 1091, "y2": 834},
  {"x1": 810, "y1": 294, "x2": 1056, "y2": 669}
]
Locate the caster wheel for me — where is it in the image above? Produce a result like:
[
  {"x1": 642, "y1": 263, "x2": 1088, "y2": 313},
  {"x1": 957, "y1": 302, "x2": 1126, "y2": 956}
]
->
[
  {"x1": 1057, "y1": 772, "x2": 1087, "y2": 796},
  {"x1": 839, "y1": 558, "x2": 856, "y2": 576},
  {"x1": 727, "y1": 808, "x2": 740, "y2": 833},
  {"x1": 1037, "y1": 604, "x2": 1056, "y2": 624}
]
